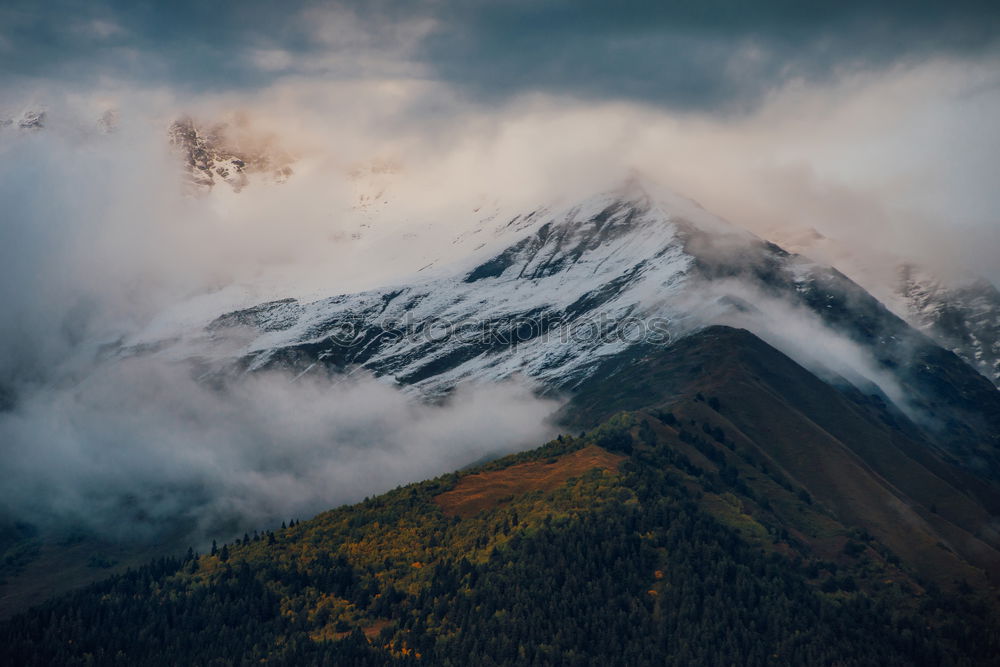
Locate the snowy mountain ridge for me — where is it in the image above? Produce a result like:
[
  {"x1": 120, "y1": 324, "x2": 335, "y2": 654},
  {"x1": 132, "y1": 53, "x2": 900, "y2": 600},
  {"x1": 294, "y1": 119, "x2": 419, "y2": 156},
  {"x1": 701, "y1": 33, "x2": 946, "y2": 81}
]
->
[
  {"x1": 766, "y1": 225, "x2": 1000, "y2": 387},
  {"x1": 119, "y1": 177, "x2": 904, "y2": 400},
  {"x1": 897, "y1": 263, "x2": 1000, "y2": 385}
]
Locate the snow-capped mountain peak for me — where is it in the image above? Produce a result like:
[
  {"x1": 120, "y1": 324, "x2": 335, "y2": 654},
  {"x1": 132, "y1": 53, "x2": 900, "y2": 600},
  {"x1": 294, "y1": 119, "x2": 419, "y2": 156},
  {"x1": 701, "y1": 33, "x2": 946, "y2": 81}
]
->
[
  {"x1": 42, "y1": 170, "x2": 1000, "y2": 481},
  {"x1": 167, "y1": 116, "x2": 295, "y2": 193},
  {"x1": 117, "y1": 176, "x2": 888, "y2": 399}
]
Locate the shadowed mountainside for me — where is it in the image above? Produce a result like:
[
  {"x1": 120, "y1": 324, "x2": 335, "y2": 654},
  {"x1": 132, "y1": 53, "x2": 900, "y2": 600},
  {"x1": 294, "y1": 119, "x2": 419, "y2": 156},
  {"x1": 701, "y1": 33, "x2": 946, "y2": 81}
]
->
[
  {"x1": 567, "y1": 325, "x2": 1000, "y2": 588},
  {"x1": 2, "y1": 326, "x2": 999, "y2": 665}
]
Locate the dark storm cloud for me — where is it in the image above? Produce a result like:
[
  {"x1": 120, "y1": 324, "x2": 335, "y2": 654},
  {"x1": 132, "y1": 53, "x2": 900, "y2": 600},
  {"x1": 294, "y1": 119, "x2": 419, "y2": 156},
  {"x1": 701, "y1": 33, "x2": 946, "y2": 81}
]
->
[
  {"x1": 422, "y1": 0, "x2": 1000, "y2": 110},
  {"x1": 0, "y1": 0, "x2": 312, "y2": 90},
  {"x1": 2, "y1": 1, "x2": 999, "y2": 107}
]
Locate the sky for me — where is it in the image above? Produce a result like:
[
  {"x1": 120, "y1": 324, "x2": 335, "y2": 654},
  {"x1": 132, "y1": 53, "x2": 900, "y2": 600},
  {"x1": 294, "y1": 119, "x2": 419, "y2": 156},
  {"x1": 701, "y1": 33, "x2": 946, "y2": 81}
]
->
[
  {"x1": 2, "y1": 1, "x2": 999, "y2": 106},
  {"x1": 1, "y1": 1, "x2": 999, "y2": 540},
  {"x1": 2, "y1": 0, "x2": 998, "y2": 282}
]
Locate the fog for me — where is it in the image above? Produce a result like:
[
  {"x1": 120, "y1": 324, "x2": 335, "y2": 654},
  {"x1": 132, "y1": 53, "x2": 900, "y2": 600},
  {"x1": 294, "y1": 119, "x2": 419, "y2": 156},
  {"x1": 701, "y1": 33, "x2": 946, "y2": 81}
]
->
[
  {"x1": 186, "y1": 58, "x2": 1000, "y2": 288},
  {"x1": 0, "y1": 106, "x2": 572, "y2": 542},
  {"x1": 675, "y1": 278, "x2": 912, "y2": 412},
  {"x1": 0, "y1": 359, "x2": 558, "y2": 541}
]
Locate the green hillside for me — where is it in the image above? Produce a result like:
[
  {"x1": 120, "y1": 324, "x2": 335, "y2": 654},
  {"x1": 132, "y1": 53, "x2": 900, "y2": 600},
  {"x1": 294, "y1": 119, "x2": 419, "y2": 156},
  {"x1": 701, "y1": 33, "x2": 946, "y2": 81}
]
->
[
  {"x1": 2, "y1": 409, "x2": 998, "y2": 665},
  {"x1": 566, "y1": 327, "x2": 1000, "y2": 589},
  {"x1": 4, "y1": 326, "x2": 1000, "y2": 665}
]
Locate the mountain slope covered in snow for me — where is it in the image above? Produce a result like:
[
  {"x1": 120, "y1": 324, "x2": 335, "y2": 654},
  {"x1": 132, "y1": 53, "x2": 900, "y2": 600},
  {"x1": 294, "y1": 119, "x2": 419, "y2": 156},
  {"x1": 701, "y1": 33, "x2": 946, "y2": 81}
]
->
[
  {"x1": 767, "y1": 227, "x2": 1000, "y2": 388},
  {"x1": 117, "y1": 177, "x2": 1000, "y2": 482}
]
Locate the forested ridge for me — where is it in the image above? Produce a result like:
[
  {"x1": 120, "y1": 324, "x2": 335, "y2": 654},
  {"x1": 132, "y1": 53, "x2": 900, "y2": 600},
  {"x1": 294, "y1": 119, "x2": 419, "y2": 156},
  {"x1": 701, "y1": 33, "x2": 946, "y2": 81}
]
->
[{"x1": 2, "y1": 411, "x2": 998, "y2": 665}]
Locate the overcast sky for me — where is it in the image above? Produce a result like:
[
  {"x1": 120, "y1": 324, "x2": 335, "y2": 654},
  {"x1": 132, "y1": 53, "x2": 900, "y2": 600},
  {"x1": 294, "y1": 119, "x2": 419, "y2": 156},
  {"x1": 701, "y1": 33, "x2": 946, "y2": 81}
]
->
[
  {"x1": 1, "y1": 1, "x2": 998, "y2": 106},
  {"x1": 2, "y1": 1, "x2": 999, "y2": 285}
]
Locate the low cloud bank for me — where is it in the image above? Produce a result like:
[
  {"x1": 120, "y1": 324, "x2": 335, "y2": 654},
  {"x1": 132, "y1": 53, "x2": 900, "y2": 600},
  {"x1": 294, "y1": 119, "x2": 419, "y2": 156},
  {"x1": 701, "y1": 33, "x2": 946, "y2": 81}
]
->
[{"x1": 0, "y1": 359, "x2": 558, "y2": 542}]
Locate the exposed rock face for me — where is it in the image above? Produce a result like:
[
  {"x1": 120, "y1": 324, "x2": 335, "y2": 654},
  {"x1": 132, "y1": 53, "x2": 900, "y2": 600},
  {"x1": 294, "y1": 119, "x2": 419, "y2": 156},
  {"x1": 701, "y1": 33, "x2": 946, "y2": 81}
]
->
[
  {"x1": 97, "y1": 109, "x2": 119, "y2": 134},
  {"x1": 167, "y1": 116, "x2": 294, "y2": 193},
  {"x1": 764, "y1": 226, "x2": 1000, "y2": 388},
  {"x1": 0, "y1": 109, "x2": 46, "y2": 130},
  {"x1": 897, "y1": 263, "x2": 1000, "y2": 386}
]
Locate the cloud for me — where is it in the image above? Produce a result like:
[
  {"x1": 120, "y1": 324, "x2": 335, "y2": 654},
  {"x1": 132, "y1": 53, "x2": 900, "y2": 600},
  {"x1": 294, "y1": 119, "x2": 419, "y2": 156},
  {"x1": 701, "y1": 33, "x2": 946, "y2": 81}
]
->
[
  {"x1": 5, "y1": 60, "x2": 998, "y2": 367},
  {"x1": 0, "y1": 359, "x2": 559, "y2": 541},
  {"x1": 2, "y1": 1, "x2": 998, "y2": 110},
  {"x1": 0, "y1": 99, "x2": 577, "y2": 545},
  {"x1": 678, "y1": 277, "x2": 912, "y2": 412},
  {"x1": 250, "y1": 49, "x2": 295, "y2": 73},
  {"x1": 419, "y1": 0, "x2": 1000, "y2": 109},
  {"x1": 72, "y1": 18, "x2": 123, "y2": 40}
]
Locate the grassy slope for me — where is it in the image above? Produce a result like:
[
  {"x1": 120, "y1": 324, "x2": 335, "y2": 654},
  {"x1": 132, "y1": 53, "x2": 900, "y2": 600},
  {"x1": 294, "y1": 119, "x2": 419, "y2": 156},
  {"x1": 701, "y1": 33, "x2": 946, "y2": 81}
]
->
[
  {"x1": 0, "y1": 523, "x2": 184, "y2": 621},
  {"x1": 3, "y1": 408, "x2": 999, "y2": 664},
  {"x1": 566, "y1": 325, "x2": 1000, "y2": 591},
  {"x1": 3, "y1": 325, "x2": 1000, "y2": 663}
]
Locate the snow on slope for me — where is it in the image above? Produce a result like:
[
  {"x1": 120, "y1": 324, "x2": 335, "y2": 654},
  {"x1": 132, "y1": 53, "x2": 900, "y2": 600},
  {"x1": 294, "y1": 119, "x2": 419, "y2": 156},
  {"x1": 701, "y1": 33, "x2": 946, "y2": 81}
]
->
[
  {"x1": 79, "y1": 170, "x2": 1000, "y2": 478},
  {"x1": 768, "y1": 226, "x2": 1000, "y2": 387},
  {"x1": 897, "y1": 263, "x2": 1000, "y2": 385},
  {"x1": 168, "y1": 116, "x2": 294, "y2": 193},
  {"x1": 118, "y1": 176, "x2": 872, "y2": 396}
]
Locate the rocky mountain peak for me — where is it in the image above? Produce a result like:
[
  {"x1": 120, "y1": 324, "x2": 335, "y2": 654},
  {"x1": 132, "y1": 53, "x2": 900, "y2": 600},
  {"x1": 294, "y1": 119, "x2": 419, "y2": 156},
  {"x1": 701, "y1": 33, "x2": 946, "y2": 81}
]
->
[
  {"x1": 897, "y1": 262, "x2": 1000, "y2": 385},
  {"x1": 167, "y1": 115, "x2": 294, "y2": 193},
  {"x1": 0, "y1": 108, "x2": 46, "y2": 131}
]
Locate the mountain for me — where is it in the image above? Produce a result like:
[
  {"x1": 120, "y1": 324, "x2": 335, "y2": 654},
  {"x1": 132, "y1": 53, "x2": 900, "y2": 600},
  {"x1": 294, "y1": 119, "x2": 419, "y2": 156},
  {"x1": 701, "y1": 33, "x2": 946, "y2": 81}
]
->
[
  {"x1": 896, "y1": 263, "x2": 1000, "y2": 386},
  {"x1": 2, "y1": 169, "x2": 999, "y2": 659},
  {"x1": 567, "y1": 326, "x2": 1000, "y2": 587},
  {"x1": 3, "y1": 331, "x2": 999, "y2": 664},
  {"x1": 0, "y1": 109, "x2": 46, "y2": 131},
  {"x1": 1, "y1": 107, "x2": 295, "y2": 193},
  {"x1": 167, "y1": 116, "x2": 294, "y2": 193},
  {"x1": 120, "y1": 177, "x2": 1000, "y2": 480},
  {"x1": 766, "y1": 226, "x2": 1000, "y2": 388}
]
